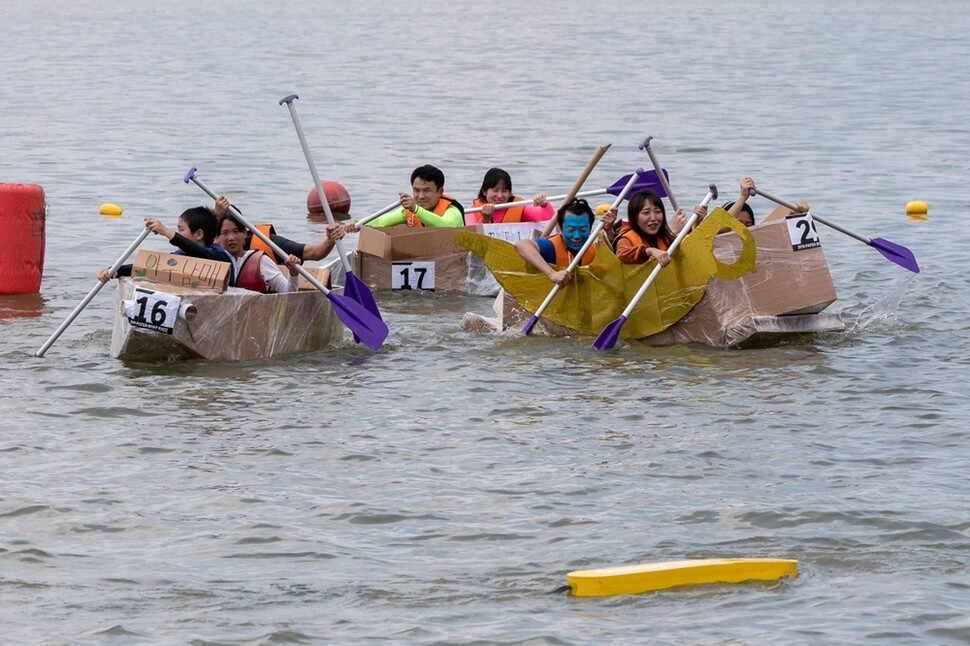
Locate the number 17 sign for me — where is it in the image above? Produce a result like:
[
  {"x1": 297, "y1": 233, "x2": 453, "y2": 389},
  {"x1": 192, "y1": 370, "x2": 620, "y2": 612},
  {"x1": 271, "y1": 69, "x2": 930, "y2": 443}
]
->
[{"x1": 391, "y1": 261, "x2": 436, "y2": 291}]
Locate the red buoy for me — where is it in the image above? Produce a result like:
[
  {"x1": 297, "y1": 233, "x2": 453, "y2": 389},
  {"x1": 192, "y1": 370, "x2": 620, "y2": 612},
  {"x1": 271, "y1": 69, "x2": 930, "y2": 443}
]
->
[
  {"x1": 0, "y1": 184, "x2": 46, "y2": 295},
  {"x1": 306, "y1": 181, "x2": 351, "y2": 219}
]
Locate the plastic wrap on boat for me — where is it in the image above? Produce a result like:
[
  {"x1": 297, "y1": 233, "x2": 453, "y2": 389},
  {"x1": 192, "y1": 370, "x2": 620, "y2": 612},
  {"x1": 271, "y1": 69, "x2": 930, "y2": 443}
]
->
[{"x1": 111, "y1": 278, "x2": 344, "y2": 361}]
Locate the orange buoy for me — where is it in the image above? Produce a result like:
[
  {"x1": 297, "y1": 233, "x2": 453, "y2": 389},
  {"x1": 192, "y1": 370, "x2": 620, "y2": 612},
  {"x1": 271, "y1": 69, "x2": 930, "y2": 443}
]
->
[
  {"x1": 306, "y1": 181, "x2": 351, "y2": 219},
  {"x1": 0, "y1": 183, "x2": 46, "y2": 295}
]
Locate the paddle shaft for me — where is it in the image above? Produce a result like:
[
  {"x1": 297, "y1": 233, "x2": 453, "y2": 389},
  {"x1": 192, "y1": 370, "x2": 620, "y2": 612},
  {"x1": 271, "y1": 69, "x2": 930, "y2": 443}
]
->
[
  {"x1": 186, "y1": 172, "x2": 333, "y2": 296},
  {"x1": 466, "y1": 188, "x2": 609, "y2": 215},
  {"x1": 541, "y1": 143, "x2": 611, "y2": 237},
  {"x1": 753, "y1": 188, "x2": 870, "y2": 244},
  {"x1": 618, "y1": 187, "x2": 716, "y2": 319},
  {"x1": 640, "y1": 136, "x2": 679, "y2": 212},
  {"x1": 33, "y1": 227, "x2": 152, "y2": 357},
  {"x1": 528, "y1": 170, "x2": 643, "y2": 322},
  {"x1": 356, "y1": 199, "x2": 403, "y2": 227},
  {"x1": 280, "y1": 96, "x2": 355, "y2": 273}
]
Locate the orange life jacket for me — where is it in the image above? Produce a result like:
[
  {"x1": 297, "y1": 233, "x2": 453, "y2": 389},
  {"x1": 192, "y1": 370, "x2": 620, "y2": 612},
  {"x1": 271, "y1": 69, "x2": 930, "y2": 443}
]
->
[
  {"x1": 247, "y1": 224, "x2": 277, "y2": 257},
  {"x1": 615, "y1": 227, "x2": 670, "y2": 253},
  {"x1": 549, "y1": 234, "x2": 597, "y2": 267},
  {"x1": 470, "y1": 197, "x2": 525, "y2": 224},
  {"x1": 235, "y1": 250, "x2": 267, "y2": 293},
  {"x1": 406, "y1": 195, "x2": 463, "y2": 228}
]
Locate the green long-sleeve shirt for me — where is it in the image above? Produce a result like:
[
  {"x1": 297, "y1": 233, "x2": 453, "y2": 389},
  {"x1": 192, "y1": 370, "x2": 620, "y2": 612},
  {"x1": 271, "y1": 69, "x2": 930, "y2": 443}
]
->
[{"x1": 368, "y1": 199, "x2": 464, "y2": 228}]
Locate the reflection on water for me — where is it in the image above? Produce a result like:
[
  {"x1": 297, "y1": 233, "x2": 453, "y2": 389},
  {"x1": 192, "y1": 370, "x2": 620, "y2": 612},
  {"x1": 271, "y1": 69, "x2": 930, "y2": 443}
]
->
[{"x1": 0, "y1": 293, "x2": 45, "y2": 321}]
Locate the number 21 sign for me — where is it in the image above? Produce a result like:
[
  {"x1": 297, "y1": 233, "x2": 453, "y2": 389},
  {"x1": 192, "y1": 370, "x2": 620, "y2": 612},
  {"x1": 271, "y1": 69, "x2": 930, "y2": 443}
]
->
[{"x1": 785, "y1": 212, "x2": 821, "y2": 251}]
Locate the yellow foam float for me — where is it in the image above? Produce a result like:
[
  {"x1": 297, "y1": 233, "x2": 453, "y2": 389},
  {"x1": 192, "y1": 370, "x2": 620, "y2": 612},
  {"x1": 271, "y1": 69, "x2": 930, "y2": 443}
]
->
[
  {"x1": 99, "y1": 203, "x2": 123, "y2": 217},
  {"x1": 566, "y1": 558, "x2": 798, "y2": 597},
  {"x1": 906, "y1": 200, "x2": 927, "y2": 221}
]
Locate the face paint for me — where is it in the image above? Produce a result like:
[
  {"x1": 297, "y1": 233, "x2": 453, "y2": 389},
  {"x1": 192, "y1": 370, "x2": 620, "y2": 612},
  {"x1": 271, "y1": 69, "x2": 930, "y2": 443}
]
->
[{"x1": 562, "y1": 214, "x2": 591, "y2": 253}]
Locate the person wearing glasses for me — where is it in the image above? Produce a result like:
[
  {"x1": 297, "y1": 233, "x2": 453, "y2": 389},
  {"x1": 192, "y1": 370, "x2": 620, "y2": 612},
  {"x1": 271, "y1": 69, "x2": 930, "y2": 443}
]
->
[{"x1": 513, "y1": 198, "x2": 616, "y2": 286}]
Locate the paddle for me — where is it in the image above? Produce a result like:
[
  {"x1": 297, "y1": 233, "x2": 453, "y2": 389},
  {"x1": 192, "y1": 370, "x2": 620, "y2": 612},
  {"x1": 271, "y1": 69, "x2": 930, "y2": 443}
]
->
[
  {"x1": 521, "y1": 168, "x2": 644, "y2": 335},
  {"x1": 640, "y1": 135, "x2": 679, "y2": 212},
  {"x1": 592, "y1": 184, "x2": 718, "y2": 351},
  {"x1": 752, "y1": 188, "x2": 920, "y2": 273},
  {"x1": 541, "y1": 143, "x2": 612, "y2": 238},
  {"x1": 355, "y1": 198, "x2": 403, "y2": 228},
  {"x1": 279, "y1": 94, "x2": 384, "y2": 346},
  {"x1": 32, "y1": 226, "x2": 152, "y2": 358},
  {"x1": 184, "y1": 167, "x2": 389, "y2": 350},
  {"x1": 464, "y1": 170, "x2": 670, "y2": 215}
]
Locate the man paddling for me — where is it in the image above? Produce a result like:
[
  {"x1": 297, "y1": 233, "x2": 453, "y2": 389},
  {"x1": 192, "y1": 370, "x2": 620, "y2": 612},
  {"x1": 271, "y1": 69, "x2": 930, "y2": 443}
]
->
[{"x1": 345, "y1": 165, "x2": 465, "y2": 230}]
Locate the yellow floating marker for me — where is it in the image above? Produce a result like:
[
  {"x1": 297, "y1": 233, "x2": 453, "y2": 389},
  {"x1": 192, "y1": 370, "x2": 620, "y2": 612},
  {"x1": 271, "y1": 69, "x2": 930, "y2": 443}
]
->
[
  {"x1": 566, "y1": 558, "x2": 797, "y2": 597},
  {"x1": 100, "y1": 203, "x2": 123, "y2": 217},
  {"x1": 906, "y1": 200, "x2": 927, "y2": 221}
]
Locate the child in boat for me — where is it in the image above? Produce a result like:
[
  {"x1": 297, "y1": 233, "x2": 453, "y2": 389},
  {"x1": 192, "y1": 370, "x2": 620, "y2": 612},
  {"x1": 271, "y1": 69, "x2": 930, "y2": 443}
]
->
[
  {"x1": 464, "y1": 168, "x2": 554, "y2": 225},
  {"x1": 216, "y1": 212, "x2": 302, "y2": 293},
  {"x1": 348, "y1": 165, "x2": 465, "y2": 230},
  {"x1": 98, "y1": 206, "x2": 231, "y2": 282},
  {"x1": 513, "y1": 198, "x2": 616, "y2": 286},
  {"x1": 613, "y1": 189, "x2": 690, "y2": 266},
  {"x1": 212, "y1": 196, "x2": 344, "y2": 262}
]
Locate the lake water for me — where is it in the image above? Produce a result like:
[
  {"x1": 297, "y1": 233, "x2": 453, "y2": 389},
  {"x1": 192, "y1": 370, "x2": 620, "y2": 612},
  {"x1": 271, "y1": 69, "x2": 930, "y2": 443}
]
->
[{"x1": 2, "y1": 0, "x2": 969, "y2": 643}]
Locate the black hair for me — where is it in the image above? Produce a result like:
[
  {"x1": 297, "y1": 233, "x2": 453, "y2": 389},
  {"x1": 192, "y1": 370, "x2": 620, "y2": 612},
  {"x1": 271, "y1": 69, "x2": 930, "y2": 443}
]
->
[
  {"x1": 477, "y1": 168, "x2": 513, "y2": 201},
  {"x1": 217, "y1": 212, "x2": 247, "y2": 236},
  {"x1": 178, "y1": 206, "x2": 218, "y2": 245},
  {"x1": 723, "y1": 200, "x2": 755, "y2": 225},
  {"x1": 555, "y1": 198, "x2": 595, "y2": 231},
  {"x1": 410, "y1": 164, "x2": 445, "y2": 190},
  {"x1": 623, "y1": 189, "x2": 674, "y2": 248}
]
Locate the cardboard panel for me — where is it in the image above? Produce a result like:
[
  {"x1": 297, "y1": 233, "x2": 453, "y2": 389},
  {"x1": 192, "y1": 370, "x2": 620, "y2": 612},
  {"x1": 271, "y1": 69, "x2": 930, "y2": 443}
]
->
[{"x1": 132, "y1": 250, "x2": 230, "y2": 292}]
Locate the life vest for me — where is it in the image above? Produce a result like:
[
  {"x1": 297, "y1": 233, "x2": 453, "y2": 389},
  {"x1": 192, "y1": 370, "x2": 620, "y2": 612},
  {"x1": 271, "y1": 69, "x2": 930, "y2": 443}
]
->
[
  {"x1": 549, "y1": 234, "x2": 597, "y2": 267},
  {"x1": 469, "y1": 197, "x2": 525, "y2": 224},
  {"x1": 406, "y1": 195, "x2": 464, "y2": 228},
  {"x1": 246, "y1": 224, "x2": 280, "y2": 261},
  {"x1": 614, "y1": 226, "x2": 671, "y2": 259},
  {"x1": 234, "y1": 250, "x2": 267, "y2": 293}
]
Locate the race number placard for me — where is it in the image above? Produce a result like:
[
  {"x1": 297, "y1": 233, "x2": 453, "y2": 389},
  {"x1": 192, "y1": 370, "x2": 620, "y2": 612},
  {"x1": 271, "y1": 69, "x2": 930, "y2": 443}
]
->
[
  {"x1": 125, "y1": 287, "x2": 181, "y2": 334},
  {"x1": 391, "y1": 261, "x2": 436, "y2": 291},
  {"x1": 785, "y1": 211, "x2": 821, "y2": 251}
]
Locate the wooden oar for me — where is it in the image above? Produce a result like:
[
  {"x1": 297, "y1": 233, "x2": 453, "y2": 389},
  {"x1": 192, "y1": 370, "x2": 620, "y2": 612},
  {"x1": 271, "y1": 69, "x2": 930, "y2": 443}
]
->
[
  {"x1": 464, "y1": 170, "x2": 669, "y2": 215},
  {"x1": 639, "y1": 135, "x2": 679, "y2": 212},
  {"x1": 184, "y1": 167, "x2": 389, "y2": 350},
  {"x1": 32, "y1": 226, "x2": 152, "y2": 357},
  {"x1": 521, "y1": 168, "x2": 644, "y2": 335},
  {"x1": 280, "y1": 94, "x2": 384, "y2": 346},
  {"x1": 540, "y1": 143, "x2": 612, "y2": 238},
  {"x1": 753, "y1": 188, "x2": 920, "y2": 273},
  {"x1": 355, "y1": 199, "x2": 403, "y2": 227},
  {"x1": 592, "y1": 184, "x2": 718, "y2": 351}
]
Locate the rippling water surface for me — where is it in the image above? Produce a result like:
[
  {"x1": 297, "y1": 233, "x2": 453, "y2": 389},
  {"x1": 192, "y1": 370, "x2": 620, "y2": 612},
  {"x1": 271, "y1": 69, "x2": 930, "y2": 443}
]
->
[{"x1": 2, "y1": 0, "x2": 969, "y2": 643}]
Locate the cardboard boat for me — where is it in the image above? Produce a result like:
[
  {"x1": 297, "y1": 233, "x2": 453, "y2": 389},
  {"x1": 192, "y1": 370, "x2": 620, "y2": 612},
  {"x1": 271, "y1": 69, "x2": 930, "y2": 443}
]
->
[
  {"x1": 458, "y1": 209, "x2": 845, "y2": 348},
  {"x1": 349, "y1": 221, "x2": 550, "y2": 296},
  {"x1": 109, "y1": 250, "x2": 343, "y2": 361}
]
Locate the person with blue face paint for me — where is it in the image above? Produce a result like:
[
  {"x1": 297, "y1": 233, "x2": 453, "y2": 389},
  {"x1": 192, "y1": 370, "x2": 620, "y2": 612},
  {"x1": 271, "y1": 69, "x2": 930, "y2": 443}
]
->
[{"x1": 513, "y1": 198, "x2": 616, "y2": 286}]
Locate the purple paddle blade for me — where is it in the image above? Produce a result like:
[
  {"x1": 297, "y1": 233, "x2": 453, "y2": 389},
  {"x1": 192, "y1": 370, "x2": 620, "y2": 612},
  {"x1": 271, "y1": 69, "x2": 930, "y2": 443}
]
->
[
  {"x1": 606, "y1": 169, "x2": 669, "y2": 198},
  {"x1": 326, "y1": 291, "x2": 388, "y2": 350},
  {"x1": 870, "y1": 237, "x2": 920, "y2": 273},
  {"x1": 343, "y1": 272, "x2": 382, "y2": 343},
  {"x1": 591, "y1": 315, "x2": 627, "y2": 351}
]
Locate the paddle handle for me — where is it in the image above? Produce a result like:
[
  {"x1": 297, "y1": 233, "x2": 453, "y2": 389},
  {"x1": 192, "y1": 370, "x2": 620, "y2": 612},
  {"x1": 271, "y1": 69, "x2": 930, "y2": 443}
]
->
[
  {"x1": 356, "y1": 199, "x2": 403, "y2": 227},
  {"x1": 753, "y1": 188, "x2": 869, "y2": 244},
  {"x1": 541, "y1": 143, "x2": 611, "y2": 237},
  {"x1": 639, "y1": 135, "x2": 679, "y2": 212},
  {"x1": 184, "y1": 168, "x2": 333, "y2": 296},
  {"x1": 280, "y1": 95, "x2": 356, "y2": 273},
  {"x1": 619, "y1": 184, "x2": 717, "y2": 319},
  {"x1": 33, "y1": 227, "x2": 153, "y2": 357}
]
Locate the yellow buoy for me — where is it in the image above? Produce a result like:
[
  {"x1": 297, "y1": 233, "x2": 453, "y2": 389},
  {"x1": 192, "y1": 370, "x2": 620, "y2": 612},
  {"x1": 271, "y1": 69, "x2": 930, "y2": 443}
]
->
[
  {"x1": 566, "y1": 558, "x2": 797, "y2": 597},
  {"x1": 906, "y1": 200, "x2": 927, "y2": 221},
  {"x1": 595, "y1": 203, "x2": 613, "y2": 216},
  {"x1": 100, "y1": 203, "x2": 123, "y2": 217}
]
